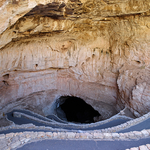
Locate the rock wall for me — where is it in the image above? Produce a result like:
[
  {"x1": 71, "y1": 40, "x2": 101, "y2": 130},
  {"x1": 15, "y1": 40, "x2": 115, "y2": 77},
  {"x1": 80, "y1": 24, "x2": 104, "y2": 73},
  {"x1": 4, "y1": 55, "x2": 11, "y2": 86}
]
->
[{"x1": 0, "y1": 0, "x2": 150, "y2": 118}]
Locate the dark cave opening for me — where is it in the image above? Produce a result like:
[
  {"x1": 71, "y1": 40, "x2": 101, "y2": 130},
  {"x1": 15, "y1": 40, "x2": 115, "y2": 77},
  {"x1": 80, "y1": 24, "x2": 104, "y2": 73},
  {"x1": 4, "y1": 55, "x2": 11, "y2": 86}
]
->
[{"x1": 56, "y1": 96, "x2": 101, "y2": 124}]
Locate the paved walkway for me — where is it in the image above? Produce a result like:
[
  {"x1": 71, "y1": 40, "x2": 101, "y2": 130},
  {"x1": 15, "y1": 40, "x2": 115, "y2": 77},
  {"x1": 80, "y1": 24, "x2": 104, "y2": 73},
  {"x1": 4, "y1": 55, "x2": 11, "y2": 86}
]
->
[
  {"x1": 6, "y1": 110, "x2": 130, "y2": 131},
  {"x1": 1, "y1": 110, "x2": 150, "y2": 150},
  {"x1": 16, "y1": 138, "x2": 150, "y2": 150},
  {"x1": 118, "y1": 118, "x2": 150, "y2": 133}
]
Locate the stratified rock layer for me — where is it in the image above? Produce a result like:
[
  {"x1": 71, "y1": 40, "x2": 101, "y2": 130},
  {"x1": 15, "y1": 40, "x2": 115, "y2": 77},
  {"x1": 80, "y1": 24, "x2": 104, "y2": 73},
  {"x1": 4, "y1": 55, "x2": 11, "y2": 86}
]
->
[{"x1": 0, "y1": 0, "x2": 150, "y2": 118}]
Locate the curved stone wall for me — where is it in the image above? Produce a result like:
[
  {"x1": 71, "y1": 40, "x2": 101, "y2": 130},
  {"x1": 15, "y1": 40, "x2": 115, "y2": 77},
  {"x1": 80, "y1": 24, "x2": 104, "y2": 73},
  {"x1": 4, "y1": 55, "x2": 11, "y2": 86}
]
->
[
  {"x1": 0, "y1": 109, "x2": 150, "y2": 150},
  {"x1": 0, "y1": 0, "x2": 150, "y2": 122},
  {"x1": 0, "y1": 130, "x2": 150, "y2": 150}
]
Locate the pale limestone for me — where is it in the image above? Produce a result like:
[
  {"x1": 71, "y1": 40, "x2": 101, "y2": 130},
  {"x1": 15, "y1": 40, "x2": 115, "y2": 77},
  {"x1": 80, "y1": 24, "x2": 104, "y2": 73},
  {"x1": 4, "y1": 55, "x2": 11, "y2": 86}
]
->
[
  {"x1": 10, "y1": 141, "x2": 21, "y2": 149},
  {"x1": 141, "y1": 130, "x2": 149, "y2": 137},
  {"x1": 0, "y1": 139, "x2": 8, "y2": 149},
  {"x1": 139, "y1": 145, "x2": 149, "y2": 150},
  {"x1": 75, "y1": 133, "x2": 80, "y2": 139},
  {"x1": 130, "y1": 148, "x2": 139, "y2": 150},
  {"x1": 119, "y1": 133, "x2": 127, "y2": 140},
  {"x1": 58, "y1": 132, "x2": 66, "y2": 139},
  {"x1": 85, "y1": 133, "x2": 93, "y2": 139},
  {"x1": 53, "y1": 132, "x2": 58, "y2": 139},
  {"x1": 0, "y1": 134, "x2": 5, "y2": 139},
  {"x1": 37, "y1": 132, "x2": 45, "y2": 138},
  {"x1": 6, "y1": 133, "x2": 14, "y2": 138},
  {"x1": 112, "y1": 133, "x2": 119, "y2": 139},
  {"x1": 103, "y1": 133, "x2": 112, "y2": 139},
  {"x1": 79, "y1": 133, "x2": 88, "y2": 139},
  {"x1": 46, "y1": 132, "x2": 53, "y2": 138},
  {"x1": 146, "y1": 144, "x2": 150, "y2": 150},
  {"x1": 93, "y1": 133, "x2": 104, "y2": 139},
  {"x1": 133, "y1": 131, "x2": 143, "y2": 138},
  {"x1": 66, "y1": 132, "x2": 76, "y2": 139},
  {"x1": 11, "y1": 136, "x2": 19, "y2": 143},
  {"x1": 128, "y1": 133, "x2": 136, "y2": 139}
]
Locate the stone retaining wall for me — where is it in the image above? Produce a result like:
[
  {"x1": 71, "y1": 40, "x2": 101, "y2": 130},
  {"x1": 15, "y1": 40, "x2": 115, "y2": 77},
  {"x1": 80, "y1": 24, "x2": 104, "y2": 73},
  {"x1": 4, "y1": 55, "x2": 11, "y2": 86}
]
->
[
  {"x1": 4, "y1": 110, "x2": 150, "y2": 133},
  {"x1": 0, "y1": 110, "x2": 150, "y2": 150},
  {"x1": 126, "y1": 144, "x2": 150, "y2": 150},
  {"x1": 12, "y1": 111, "x2": 132, "y2": 130},
  {"x1": 1, "y1": 130, "x2": 150, "y2": 150},
  {"x1": 11, "y1": 108, "x2": 129, "y2": 128}
]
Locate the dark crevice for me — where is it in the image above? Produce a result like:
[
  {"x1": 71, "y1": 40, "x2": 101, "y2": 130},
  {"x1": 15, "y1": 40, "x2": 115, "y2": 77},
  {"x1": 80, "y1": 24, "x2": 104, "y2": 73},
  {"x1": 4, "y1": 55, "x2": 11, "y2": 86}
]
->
[
  {"x1": 24, "y1": 2, "x2": 74, "y2": 19},
  {"x1": 3, "y1": 74, "x2": 9, "y2": 80},
  {"x1": 136, "y1": 60, "x2": 141, "y2": 64},
  {"x1": 56, "y1": 96, "x2": 101, "y2": 124},
  {"x1": 2, "y1": 80, "x2": 9, "y2": 86}
]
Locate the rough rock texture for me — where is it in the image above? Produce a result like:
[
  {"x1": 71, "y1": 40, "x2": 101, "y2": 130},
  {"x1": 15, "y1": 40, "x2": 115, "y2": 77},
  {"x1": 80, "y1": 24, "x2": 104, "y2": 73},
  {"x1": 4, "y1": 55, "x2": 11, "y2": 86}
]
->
[
  {"x1": 0, "y1": 0, "x2": 150, "y2": 119},
  {"x1": 118, "y1": 65, "x2": 150, "y2": 117}
]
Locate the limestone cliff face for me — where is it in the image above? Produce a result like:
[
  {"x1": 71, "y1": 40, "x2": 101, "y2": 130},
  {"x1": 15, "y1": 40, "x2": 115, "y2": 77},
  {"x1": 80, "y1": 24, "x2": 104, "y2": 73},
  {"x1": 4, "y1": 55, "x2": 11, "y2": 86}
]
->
[{"x1": 0, "y1": 0, "x2": 150, "y2": 118}]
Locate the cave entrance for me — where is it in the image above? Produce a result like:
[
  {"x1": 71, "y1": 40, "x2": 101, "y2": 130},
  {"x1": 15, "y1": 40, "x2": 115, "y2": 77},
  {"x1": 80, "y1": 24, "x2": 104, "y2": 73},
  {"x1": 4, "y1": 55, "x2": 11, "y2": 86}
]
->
[{"x1": 56, "y1": 96, "x2": 101, "y2": 124}]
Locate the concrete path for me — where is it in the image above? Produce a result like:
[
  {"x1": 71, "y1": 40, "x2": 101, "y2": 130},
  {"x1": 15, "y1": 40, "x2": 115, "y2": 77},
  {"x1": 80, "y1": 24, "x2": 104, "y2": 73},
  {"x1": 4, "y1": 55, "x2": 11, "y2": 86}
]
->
[
  {"x1": 6, "y1": 110, "x2": 130, "y2": 131},
  {"x1": 118, "y1": 118, "x2": 150, "y2": 133},
  {"x1": 16, "y1": 138, "x2": 150, "y2": 150},
  {"x1": 7, "y1": 110, "x2": 66, "y2": 123}
]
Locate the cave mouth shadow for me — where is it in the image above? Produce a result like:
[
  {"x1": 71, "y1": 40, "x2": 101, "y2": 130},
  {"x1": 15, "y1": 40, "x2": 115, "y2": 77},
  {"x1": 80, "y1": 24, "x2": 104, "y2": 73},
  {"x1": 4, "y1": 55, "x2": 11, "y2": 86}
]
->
[{"x1": 56, "y1": 96, "x2": 101, "y2": 124}]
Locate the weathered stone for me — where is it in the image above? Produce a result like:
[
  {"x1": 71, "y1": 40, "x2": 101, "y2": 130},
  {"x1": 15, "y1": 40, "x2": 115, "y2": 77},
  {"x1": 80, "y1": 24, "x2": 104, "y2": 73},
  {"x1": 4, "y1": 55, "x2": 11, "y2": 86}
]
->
[
  {"x1": 0, "y1": 139, "x2": 8, "y2": 149},
  {"x1": 133, "y1": 131, "x2": 143, "y2": 138},
  {"x1": 29, "y1": 132, "x2": 38, "y2": 139},
  {"x1": 53, "y1": 132, "x2": 58, "y2": 139},
  {"x1": 58, "y1": 132, "x2": 66, "y2": 139},
  {"x1": 84, "y1": 133, "x2": 93, "y2": 139},
  {"x1": 139, "y1": 145, "x2": 149, "y2": 150},
  {"x1": 11, "y1": 136, "x2": 19, "y2": 143},
  {"x1": 130, "y1": 147, "x2": 139, "y2": 150},
  {"x1": 146, "y1": 144, "x2": 150, "y2": 150},
  {"x1": 0, "y1": 134, "x2": 5, "y2": 139},
  {"x1": 37, "y1": 132, "x2": 45, "y2": 138},
  {"x1": 119, "y1": 133, "x2": 127, "y2": 140},
  {"x1": 20, "y1": 137, "x2": 28, "y2": 143},
  {"x1": 130, "y1": 148, "x2": 139, "y2": 150},
  {"x1": 103, "y1": 133, "x2": 112, "y2": 139},
  {"x1": 128, "y1": 133, "x2": 136, "y2": 139},
  {"x1": 10, "y1": 141, "x2": 21, "y2": 149},
  {"x1": 141, "y1": 130, "x2": 149, "y2": 137},
  {"x1": 93, "y1": 133, "x2": 103, "y2": 139},
  {"x1": 146, "y1": 129, "x2": 150, "y2": 134},
  {"x1": 23, "y1": 138, "x2": 30, "y2": 143},
  {"x1": 78, "y1": 133, "x2": 88, "y2": 139},
  {"x1": 46, "y1": 132, "x2": 53, "y2": 138},
  {"x1": 6, "y1": 133, "x2": 14, "y2": 138},
  {"x1": 2, "y1": 147, "x2": 11, "y2": 150},
  {"x1": 75, "y1": 133, "x2": 80, "y2": 139},
  {"x1": 112, "y1": 133, "x2": 119, "y2": 139},
  {"x1": 66, "y1": 132, "x2": 76, "y2": 139}
]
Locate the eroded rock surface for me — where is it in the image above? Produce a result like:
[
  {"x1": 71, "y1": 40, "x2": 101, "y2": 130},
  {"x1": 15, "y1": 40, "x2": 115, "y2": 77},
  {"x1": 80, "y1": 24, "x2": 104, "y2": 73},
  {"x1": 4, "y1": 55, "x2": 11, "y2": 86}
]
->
[
  {"x1": 0, "y1": 0, "x2": 150, "y2": 119},
  {"x1": 118, "y1": 64, "x2": 150, "y2": 117}
]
